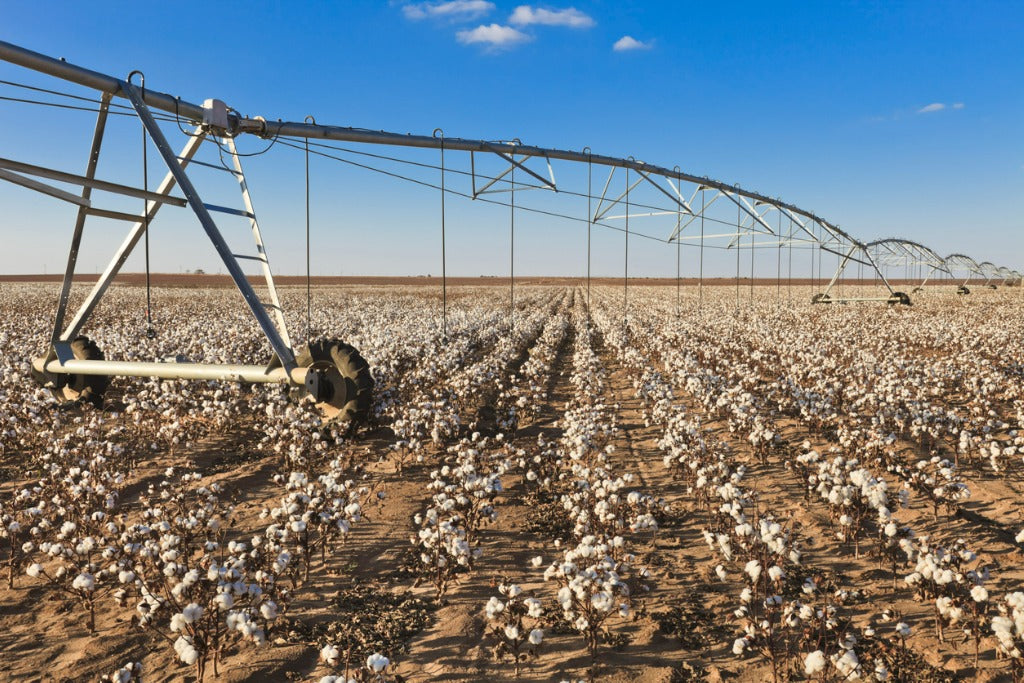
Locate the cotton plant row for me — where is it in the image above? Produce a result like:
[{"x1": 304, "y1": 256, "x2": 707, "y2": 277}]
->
[
  {"x1": 501, "y1": 307, "x2": 571, "y2": 429},
  {"x1": 592, "y1": 296, "x2": 868, "y2": 680},
  {"x1": 113, "y1": 470, "x2": 292, "y2": 681},
  {"x1": 588, "y1": 294, "x2": 914, "y2": 679},
  {"x1": 409, "y1": 433, "x2": 509, "y2": 600},
  {"x1": 387, "y1": 291, "x2": 561, "y2": 468},
  {"x1": 615, "y1": 288, "x2": 1021, "y2": 478},
  {"x1": 595, "y1": 288, "x2": 1024, "y2": 679},
  {"x1": 604, "y1": 307, "x2": 782, "y2": 465},
  {"x1": 526, "y1": 304, "x2": 663, "y2": 669},
  {"x1": 791, "y1": 444, "x2": 1006, "y2": 674}
]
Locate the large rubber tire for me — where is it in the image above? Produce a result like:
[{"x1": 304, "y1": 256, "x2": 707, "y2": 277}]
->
[
  {"x1": 295, "y1": 340, "x2": 373, "y2": 423},
  {"x1": 888, "y1": 291, "x2": 912, "y2": 306},
  {"x1": 811, "y1": 293, "x2": 831, "y2": 304},
  {"x1": 54, "y1": 336, "x2": 109, "y2": 406}
]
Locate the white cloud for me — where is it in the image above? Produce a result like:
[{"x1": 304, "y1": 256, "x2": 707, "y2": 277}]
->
[
  {"x1": 509, "y1": 6, "x2": 595, "y2": 28},
  {"x1": 613, "y1": 35, "x2": 652, "y2": 51},
  {"x1": 403, "y1": 0, "x2": 494, "y2": 21},
  {"x1": 456, "y1": 23, "x2": 532, "y2": 48},
  {"x1": 916, "y1": 102, "x2": 966, "y2": 114}
]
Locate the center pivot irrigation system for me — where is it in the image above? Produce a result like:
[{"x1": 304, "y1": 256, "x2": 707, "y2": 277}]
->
[{"x1": 0, "y1": 40, "x2": 1018, "y2": 419}]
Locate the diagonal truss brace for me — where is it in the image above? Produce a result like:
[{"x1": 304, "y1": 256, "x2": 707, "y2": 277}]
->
[
  {"x1": 471, "y1": 145, "x2": 557, "y2": 197},
  {"x1": 120, "y1": 82, "x2": 297, "y2": 371},
  {"x1": 223, "y1": 137, "x2": 292, "y2": 350}
]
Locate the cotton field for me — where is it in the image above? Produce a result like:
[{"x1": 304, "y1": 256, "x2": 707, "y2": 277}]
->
[{"x1": 2, "y1": 281, "x2": 1024, "y2": 682}]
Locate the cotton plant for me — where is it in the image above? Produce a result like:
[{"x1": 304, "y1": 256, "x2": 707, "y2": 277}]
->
[
  {"x1": 116, "y1": 472, "x2": 286, "y2": 680},
  {"x1": 902, "y1": 537, "x2": 989, "y2": 644},
  {"x1": 100, "y1": 661, "x2": 142, "y2": 683},
  {"x1": 319, "y1": 648, "x2": 394, "y2": 682},
  {"x1": 875, "y1": 520, "x2": 916, "y2": 586},
  {"x1": 992, "y1": 592, "x2": 1024, "y2": 682},
  {"x1": 25, "y1": 518, "x2": 122, "y2": 633},
  {"x1": 735, "y1": 591, "x2": 860, "y2": 683},
  {"x1": 130, "y1": 541, "x2": 285, "y2": 681},
  {"x1": 483, "y1": 582, "x2": 545, "y2": 677},
  {"x1": 410, "y1": 434, "x2": 506, "y2": 600},
  {"x1": 542, "y1": 536, "x2": 631, "y2": 664},
  {"x1": 0, "y1": 491, "x2": 47, "y2": 588},
  {"x1": 895, "y1": 456, "x2": 970, "y2": 519},
  {"x1": 261, "y1": 463, "x2": 366, "y2": 584}
]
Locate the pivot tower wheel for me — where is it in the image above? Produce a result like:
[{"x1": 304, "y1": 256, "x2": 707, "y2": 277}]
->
[
  {"x1": 295, "y1": 340, "x2": 373, "y2": 422},
  {"x1": 887, "y1": 291, "x2": 912, "y2": 306},
  {"x1": 35, "y1": 336, "x2": 110, "y2": 406}
]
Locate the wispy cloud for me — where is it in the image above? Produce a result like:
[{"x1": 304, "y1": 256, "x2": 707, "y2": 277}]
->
[
  {"x1": 613, "y1": 35, "x2": 652, "y2": 51},
  {"x1": 403, "y1": 0, "x2": 494, "y2": 21},
  {"x1": 917, "y1": 101, "x2": 965, "y2": 114},
  {"x1": 456, "y1": 23, "x2": 532, "y2": 48},
  {"x1": 509, "y1": 5, "x2": 595, "y2": 28}
]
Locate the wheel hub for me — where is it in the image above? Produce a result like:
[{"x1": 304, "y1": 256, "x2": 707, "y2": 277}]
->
[{"x1": 304, "y1": 361, "x2": 353, "y2": 420}]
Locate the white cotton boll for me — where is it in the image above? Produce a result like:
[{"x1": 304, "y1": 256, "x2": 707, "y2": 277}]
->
[
  {"x1": 1016, "y1": 529, "x2": 1024, "y2": 544},
  {"x1": 732, "y1": 638, "x2": 747, "y2": 655},
  {"x1": 744, "y1": 560, "x2": 761, "y2": 583},
  {"x1": 485, "y1": 596, "x2": 505, "y2": 619},
  {"x1": 175, "y1": 638, "x2": 198, "y2": 663},
  {"x1": 531, "y1": 555, "x2": 544, "y2": 568},
  {"x1": 833, "y1": 648, "x2": 859, "y2": 677},
  {"x1": 260, "y1": 601, "x2": 278, "y2": 620},
  {"x1": 715, "y1": 564, "x2": 728, "y2": 582},
  {"x1": 529, "y1": 628, "x2": 544, "y2": 645},
  {"x1": 768, "y1": 566, "x2": 785, "y2": 582},
  {"x1": 214, "y1": 592, "x2": 234, "y2": 610},
  {"x1": 895, "y1": 622, "x2": 912, "y2": 638},
  {"x1": 591, "y1": 592, "x2": 614, "y2": 612},
  {"x1": 72, "y1": 573, "x2": 95, "y2": 591},
  {"x1": 170, "y1": 613, "x2": 188, "y2": 632},
  {"x1": 320, "y1": 644, "x2": 339, "y2": 665},
  {"x1": 26, "y1": 563, "x2": 43, "y2": 578},
  {"x1": 504, "y1": 625, "x2": 520, "y2": 641},
  {"x1": 805, "y1": 650, "x2": 826, "y2": 675},
  {"x1": 971, "y1": 585, "x2": 989, "y2": 603},
  {"x1": 182, "y1": 603, "x2": 203, "y2": 623},
  {"x1": 366, "y1": 653, "x2": 389, "y2": 673}
]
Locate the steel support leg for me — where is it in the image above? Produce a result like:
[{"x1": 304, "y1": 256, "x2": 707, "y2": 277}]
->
[
  {"x1": 121, "y1": 81, "x2": 297, "y2": 372},
  {"x1": 52, "y1": 92, "x2": 112, "y2": 343},
  {"x1": 60, "y1": 130, "x2": 206, "y2": 341}
]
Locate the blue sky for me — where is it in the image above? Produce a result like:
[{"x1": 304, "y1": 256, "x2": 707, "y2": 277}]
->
[{"x1": 0, "y1": 1, "x2": 1021, "y2": 277}]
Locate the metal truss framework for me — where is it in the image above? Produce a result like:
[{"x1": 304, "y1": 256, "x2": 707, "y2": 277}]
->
[{"x1": 0, "y1": 39, "x2": 1018, "y2": 392}]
